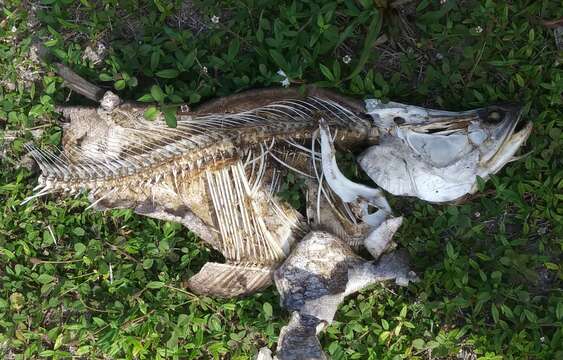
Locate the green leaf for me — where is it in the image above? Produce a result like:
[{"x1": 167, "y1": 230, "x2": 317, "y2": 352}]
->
[
  {"x1": 412, "y1": 338, "x2": 426, "y2": 349},
  {"x1": 92, "y1": 317, "x2": 106, "y2": 327},
  {"x1": 263, "y1": 302, "x2": 273, "y2": 319},
  {"x1": 54, "y1": 333, "x2": 64, "y2": 350},
  {"x1": 143, "y1": 258, "x2": 154, "y2": 269},
  {"x1": 44, "y1": 38, "x2": 58, "y2": 47},
  {"x1": 346, "y1": 11, "x2": 381, "y2": 80},
  {"x1": 227, "y1": 38, "x2": 240, "y2": 60},
  {"x1": 137, "y1": 94, "x2": 154, "y2": 102},
  {"x1": 189, "y1": 93, "x2": 201, "y2": 104},
  {"x1": 127, "y1": 76, "x2": 138, "y2": 87},
  {"x1": 150, "y1": 50, "x2": 160, "y2": 70},
  {"x1": 44, "y1": 81, "x2": 56, "y2": 95},
  {"x1": 114, "y1": 79, "x2": 126, "y2": 90},
  {"x1": 76, "y1": 346, "x2": 91, "y2": 356},
  {"x1": 491, "y1": 303, "x2": 499, "y2": 323},
  {"x1": 37, "y1": 274, "x2": 55, "y2": 285},
  {"x1": 164, "y1": 110, "x2": 177, "y2": 128},
  {"x1": 147, "y1": 281, "x2": 165, "y2": 289},
  {"x1": 156, "y1": 69, "x2": 180, "y2": 79},
  {"x1": 0, "y1": 248, "x2": 15, "y2": 260},
  {"x1": 73, "y1": 227, "x2": 85, "y2": 236},
  {"x1": 319, "y1": 64, "x2": 334, "y2": 81},
  {"x1": 269, "y1": 49, "x2": 289, "y2": 70},
  {"x1": 476, "y1": 175, "x2": 486, "y2": 192},
  {"x1": 144, "y1": 106, "x2": 159, "y2": 121},
  {"x1": 515, "y1": 73, "x2": 525, "y2": 87},
  {"x1": 183, "y1": 49, "x2": 196, "y2": 69},
  {"x1": 399, "y1": 305, "x2": 407, "y2": 318},
  {"x1": 74, "y1": 243, "x2": 86, "y2": 256},
  {"x1": 99, "y1": 73, "x2": 113, "y2": 81},
  {"x1": 151, "y1": 85, "x2": 165, "y2": 103}
]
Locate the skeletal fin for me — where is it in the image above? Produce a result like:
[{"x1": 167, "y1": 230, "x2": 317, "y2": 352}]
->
[
  {"x1": 205, "y1": 161, "x2": 301, "y2": 265},
  {"x1": 187, "y1": 262, "x2": 273, "y2": 298}
]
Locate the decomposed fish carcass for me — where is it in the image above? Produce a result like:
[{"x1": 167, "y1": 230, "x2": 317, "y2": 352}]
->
[{"x1": 23, "y1": 65, "x2": 532, "y2": 358}]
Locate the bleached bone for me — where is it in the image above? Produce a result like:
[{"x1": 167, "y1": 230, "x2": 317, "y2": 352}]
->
[
  {"x1": 364, "y1": 216, "x2": 403, "y2": 259},
  {"x1": 318, "y1": 117, "x2": 391, "y2": 227},
  {"x1": 360, "y1": 101, "x2": 533, "y2": 203}
]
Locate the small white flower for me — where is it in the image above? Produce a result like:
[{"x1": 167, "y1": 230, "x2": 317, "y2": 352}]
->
[
  {"x1": 440, "y1": 0, "x2": 447, "y2": 4},
  {"x1": 277, "y1": 69, "x2": 290, "y2": 88},
  {"x1": 202, "y1": 66, "x2": 208, "y2": 74},
  {"x1": 436, "y1": 52, "x2": 444, "y2": 60},
  {"x1": 180, "y1": 104, "x2": 191, "y2": 113},
  {"x1": 211, "y1": 15, "x2": 220, "y2": 24},
  {"x1": 540, "y1": 336, "x2": 545, "y2": 343},
  {"x1": 11, "y1": 26, "x2": 17, "y2": 32},
  {"x1": 342, "y1": 55, "x2": 352, "y2": 64},
  {"x1": 474, "y1": 212, "x2": 481, "y2": 218},
  {"x1": 475, "y1": 25, "x2": 483, "y2": 34}
]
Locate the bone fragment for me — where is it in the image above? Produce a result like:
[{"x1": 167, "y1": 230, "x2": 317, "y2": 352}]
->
[
  {"x1": 364, "y1": 216, "x2": 403, "y2": 259},
  {"x1": 318, "y1": 118, "x2": 390, "y2": 214}
]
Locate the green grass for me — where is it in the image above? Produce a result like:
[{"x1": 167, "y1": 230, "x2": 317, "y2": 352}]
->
[{"x1": 1, "y1": 0, "x2": 561, "y2": 359}]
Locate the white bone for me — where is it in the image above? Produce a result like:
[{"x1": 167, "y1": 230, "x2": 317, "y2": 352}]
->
[{"x1": 318, "y1": 118, "x2": 390, "y2": 212}]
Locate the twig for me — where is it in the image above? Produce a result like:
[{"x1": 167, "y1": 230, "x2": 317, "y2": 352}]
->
[
  {"x1": 164, "y1": 284, "x2": 197, "y2": 298},
  {"x1": 467, "y1": 41, "x2": 486, "y2": 84},
  {"x1": 55, "y1": 63, "x2": 104, "y2": 102},
  {"x1": 539, "y1": 18, "x2": 563, "y2": 29},
  {"x1": 104, "y1": 241, "x2": 140, "y2": 263},
  {"x1": 47, "y1": 224, "x2": 57, "y2": 245},
  {"x1": 77, "y1": 294, "x2": 120, "y2": 314},
  {"x1": 30, "y1": 257, "x2": 82, "y2": 266}
]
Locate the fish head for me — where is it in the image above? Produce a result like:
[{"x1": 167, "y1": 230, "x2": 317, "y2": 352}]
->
[{"x1": 358, "y1": 101, "x2": 532, "y2": 203}]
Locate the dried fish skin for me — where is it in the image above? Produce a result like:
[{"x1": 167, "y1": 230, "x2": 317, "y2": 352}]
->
[
  {"x1": 274, "y1": 232, "x2": 416, "y2": 323},
  {"x1": 265, "y1": 231, "x2": 417, "y2": 360},
  {"x1": 274, "y1": 313, "x2": 328, "y2": 360}
]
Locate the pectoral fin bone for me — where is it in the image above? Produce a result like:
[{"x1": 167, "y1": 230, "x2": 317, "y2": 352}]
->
[{"x1": 318, "y1": 118, "x2": 391, "y2": 223}]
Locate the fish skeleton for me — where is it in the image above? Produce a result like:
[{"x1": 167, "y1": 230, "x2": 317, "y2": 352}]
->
[
  {"x1": 23, "y1": 68, "x2": 531, "y2": 358},
  {"x1": 25, "y1": 84, "x2": 532, "y2": 296}
]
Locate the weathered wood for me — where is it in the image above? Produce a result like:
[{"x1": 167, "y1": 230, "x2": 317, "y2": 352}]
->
[{"x1": 55, "y1": 63, "x2": 105, "y2": 102}]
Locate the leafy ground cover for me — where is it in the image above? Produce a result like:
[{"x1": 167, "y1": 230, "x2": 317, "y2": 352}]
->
[{"x1": 0, "y1": 0, "x2": 561, "y2": 359}]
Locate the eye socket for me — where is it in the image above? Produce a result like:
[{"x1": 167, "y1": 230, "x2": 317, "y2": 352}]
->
[
  {"x1": 393, "y1": 116, "x2": 405, "y2": 125},
  {"x1": 486, "y1": 110, "x2": 503, "y2": 123}
]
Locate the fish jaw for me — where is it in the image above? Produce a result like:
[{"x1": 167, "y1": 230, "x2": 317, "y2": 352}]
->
[
  {"x1": 359, "y1": 101, "x2": 532, "y2": 203},
  {"x1": 477, "y1": 120, "x2": 533, "y2": 181}
]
